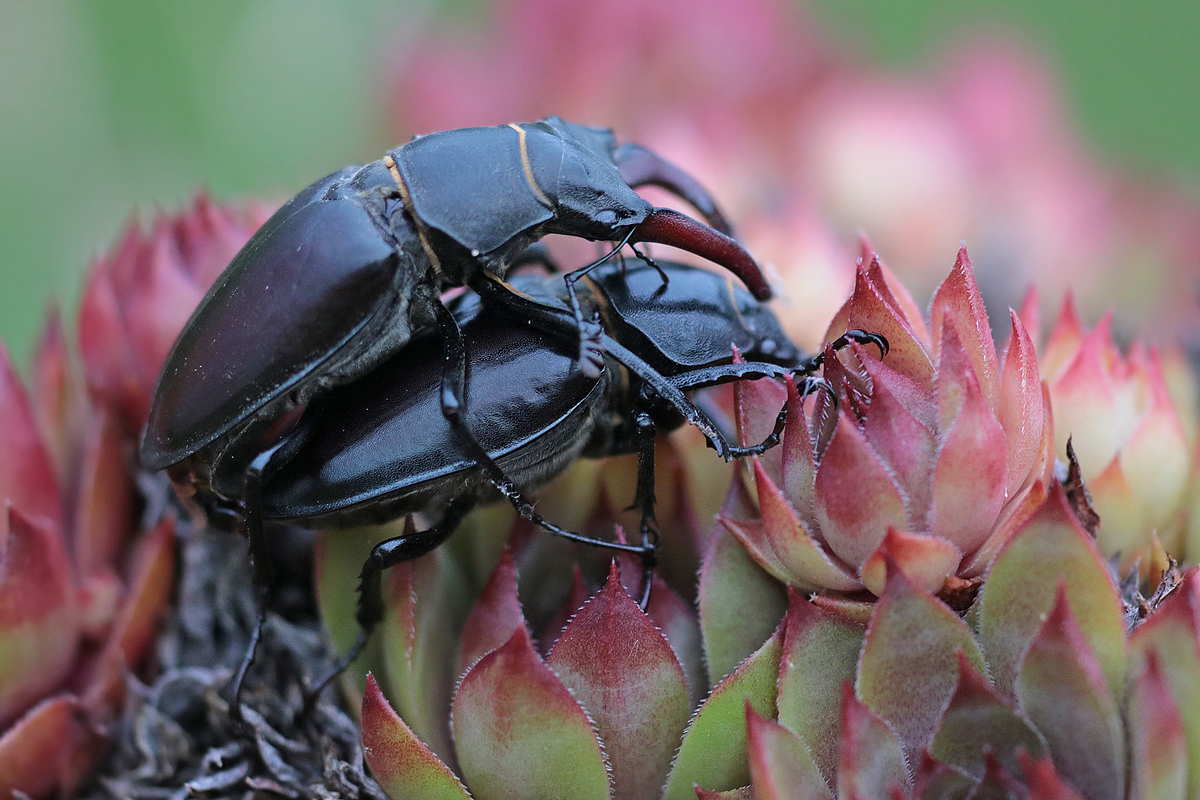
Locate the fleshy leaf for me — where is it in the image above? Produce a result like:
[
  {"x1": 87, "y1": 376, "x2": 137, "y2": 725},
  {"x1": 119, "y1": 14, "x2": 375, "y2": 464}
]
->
[
  {"x1": 734, "y1": 361, "x2": 789, "y2": 482},
  {"x1": 843, "y1": 262, "x2": 934, "y2": 387},
  {"x1": 814, "y1": 413, "x2": 908, "y2": 568},
  {"x1": 928, "y1": 320, "x2": 1008, "y2": 556},
  {"x1": 1016, "y1": 588, "x2": 1124, "y2": 800},
  {"x1": 694, "y1": 787, "x2": 754, "y2": 800},
  {"x1": 928, "y1": 248, "x2": 1000, "y2": 411},
  {"x1": 362, "y1": 674, "x2": 471, "y2": 800},
  {"x1": 645, "y1": 574, "x2": 705, "y2": 710},
  {"x1": 457, "y1": 547, "x2": 525, "y2": 676},
  {"x1": 548, "y1": 563, "x2": 689, "y2": 800},
  {"x1": 860, "y1": 528, "x2": 961, "y2": 597},
  {"x1": 380, "y1": 548, "x2": 471, "y2": 765},
  {"x1": 1048, "y1": 318, "x2": 1119, "y2": 479},
  {"x1": 73, "y1": 409, "x2": 135, "y2": 576},
  {"x1": 776, "y1": 589, "x2": 865, "y2": 783},
  {"x1": 998, "y1": 310, "x2": 1045, "y2": 496},
  {"x1": 662, "y1": 625, "x2": 783, "y2": 800},
  {"x1": 837, "y1": 684, "x2": 909, "y2": 800},
  {"x1": 452, "y1": 626, "x2": 609, "y2": 800},
  {"x1": 754, "y1": 460, "x2": 860, "y2": 592},
  {"x1": 856, "y1": 561, "x2": 984, "y2": 755},
  {"x1": 0, "y1": 345, "x2": 63, "y2": 527},
  {"x1": 0, "y1": 695, "x2": 104, "y2": 800},
  {"x1": 746, "y1": 707, "x2": 833, "y2": 800},
  {"x1": 1128, "y1": 650, "x2": 1187, "y2": 800},
  {"x1": 1129, "y1": 569, "x2": 1200, "y2": 799},
  {"x1": 979, "y1": 483, "x2": 1125, "y2": 700},
  {"x1": 930, "y1": 652, "x2": 1045, "y2": 778},
  {"x1": 699, "y1": 520, "x2": 787, "y2": 685},
  {"x1": 0, "y1": 508, "x2": 79, "y2": 728},
  {"x1": 1019, "y1": 752, "x2": 1088, "y2": 800}
]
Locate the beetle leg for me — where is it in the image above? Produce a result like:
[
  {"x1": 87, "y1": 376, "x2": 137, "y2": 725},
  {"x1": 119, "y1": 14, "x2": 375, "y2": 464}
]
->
[
  {"x1": 630, "y1": 408, "x2": 661, "y2": 609},
  {"x1": 613, "y1": 142, "x2": 736, "y2": 237},
  {"x1": 229, "y1": 438, "x2": 291, "y2": 724},
  {"x1": 302, "y1": 504, "x2": 473, "y2": 715},
  {"x1": 794, "y1": 329, "x2": 890, "y2": 374},
  {"x1": 432, "y1": 298, "x2": 652, "y2": 559}
]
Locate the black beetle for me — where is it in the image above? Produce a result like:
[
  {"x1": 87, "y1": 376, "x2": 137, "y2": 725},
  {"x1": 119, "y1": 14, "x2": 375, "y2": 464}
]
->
[
  {"x1": 140, "y1": 117, "x2": 771, "y2": 504},
  {"x1": 230, "y1": 260, "x2": 884, "y2": 704}
]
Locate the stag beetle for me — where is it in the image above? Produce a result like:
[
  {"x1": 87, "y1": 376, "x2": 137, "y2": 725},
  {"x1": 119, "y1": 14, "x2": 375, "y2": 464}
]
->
[
  {"x1": 221, "y1": 260, "x2": 885, "y2": 706},
  {"x1": 140, "y1": 117, "x2": 771, "y2": 506}
]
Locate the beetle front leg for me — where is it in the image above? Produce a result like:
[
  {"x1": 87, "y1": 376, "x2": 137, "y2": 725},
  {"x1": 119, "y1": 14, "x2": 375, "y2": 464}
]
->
[
  {"x1": 631, "y1": 408, "x2": 661, "y2": 609},
  {"x1": 795, "y1": 329, "x2": 890, "y2": 374}
]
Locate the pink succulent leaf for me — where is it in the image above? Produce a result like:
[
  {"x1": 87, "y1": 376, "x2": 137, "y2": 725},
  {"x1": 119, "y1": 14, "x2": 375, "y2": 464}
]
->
[
  {"x1": 662, "y1": 625, "x2": 783, "y2": 800},
  {"x1": 1040, "y1": 293, "x2": 1087, "y2": 381},
  {"x1": 700, "y1": 519, "x2": 787, "y2": 685},
  {"x1": 0, "y1": 695, "x2": 105, "y2": 800},
  {"x1": 452, "y1": 625, "x2": 610, "y2": 800},
  {"x1": 1113, "y1": 355, "x2": 1191, "y2": 525},
  {"x1": 1128, "y1": 650, "x2": 1187, "y2": 800},
  {"x1": 547, "y1": 562, "x2": 690, "y2": 800},
  {"x1": 843, "y1": 263, "x2": 934, "y2": 389},
  {"x1": 780, "y1": 377, "x2": 819, "y2": 525},
  {"x1": 864, "y1": 252, "x2": 931, "y2": 346},
  {"x1": 860, "y1": 528, "x2": 961, "y2": 598},
  {"x1": 77, "y1": 265, "x2": 146, "y2": 431},
  {"x1": 928, "y1": 248, "x2": 1001, "y2": 411},
  {"x1": 734, "y1": 360, "x2": 789, "y2": 482},
  {"x1": 80, "y1": 515, "x2": 175, "y2": 715},
  {"x1": 0, "y1": 345, "x2": 64, "y2": 528},
  {"x1": 1128, "y1": 569, "x2": 1200, "y2": 799},
  {"x1": 643, "y1": 573, "x2": 706, "y2": 711},
  {"x1": 837, "y1": 683, "x2": 910, "y2": 800},
  {"x1": 856, "y1": 560, "x2": 984, "y2": 756},
  {"x1": 998, "y1": 310, "x2": 1046, "y2": 497},
  {"x1": 361, "y1": 674, "x2": 471, "y2": 800},
  {"x1": 856, "y1": 359, "x2": 938, "y2": 530},
  {"x1": 978, "y1": 483, "x2": 1125, "y2": 700},
  {"x1": 0, "y1": 507, "x2": 79, "y2": 728},
  {"x1": 1018, "y1": 752, "x2": 1089, "y2": 800},
  {"x1": 776, "y1": 589, "x2": 865, "y2": 784},
  {"x1": 928, "y1": 346, "x2": 1008, "y2": 555},
  {"x1": 537, "y1": 564, "x2": 590, "y2": 659},
  {"x1": 814, "y1": 413, "x2": 908, "y2": 568},
  {"x1": 29, "y1": 309, "x2": 86, "y2": 481},
  {"x1": 1048, "y1": 319, "x2": 1120, "y2": 480},
  {"x1": 456, "y1": 546, "x2": 526, "y2": 681},
  {"x1": 1015, "y1": 587, "x2": 1124, "y2": 800},
  {"x1": 746, "y1": 706, "x2": 833, "y2": 800},
  {"x1": 929, "y1": 652, "x2": 1045, "y2": 778},
  {"x1": 380, "y1": 548, "x2": 471, "y2": 766},
  {"x1": 1011, "y1": 285, "x2": 1041, "y2": 358},
  {"x1": 755, "y1": 460, "x2": 860, "y2": 592},
  {"x1": 1088, "y1": 458, "x2": 1149, "y2": 564},
  {"x1": 958, "y1": 479, "x2": 1050, "y2": 579},
  {"x1": 72, "y1": 409, "x2": 135, "y2": 577}
]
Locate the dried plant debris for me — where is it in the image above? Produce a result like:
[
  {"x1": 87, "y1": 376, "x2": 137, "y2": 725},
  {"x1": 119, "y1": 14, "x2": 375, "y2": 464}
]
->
[{"x1": 81, "y1": 521, "x2": 387, "y2": 800}]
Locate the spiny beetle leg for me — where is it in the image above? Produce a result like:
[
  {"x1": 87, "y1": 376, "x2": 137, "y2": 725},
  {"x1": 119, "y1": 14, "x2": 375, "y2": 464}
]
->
[
  {"x1": 433, "y1": 298, "x2": 652, "y2": 561},
  {"x1": 229, "y1": 439, "x2": 291, "y2": 725},
  {"x1": 302, "y1": 505, "x2": 471, "y2": 715},
  {"x1": 631, "y1": 409, "x2": 661, "y2": 610},
  {"x1": 795, "y1": 329, "x2": 890, "y2": 375}
]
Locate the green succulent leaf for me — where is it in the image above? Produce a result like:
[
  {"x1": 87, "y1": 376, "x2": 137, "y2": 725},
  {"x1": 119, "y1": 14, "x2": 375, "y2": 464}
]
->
[
  {"x1": 1129, "y1": 570, "x2": 1200, "y2": 800},
  {"x1": 836, "y1": 684, "x2": 909, "y2": 800},
  {"x1": 930, "y1": 652, "x2": 1045, "y2": 778},
  {"x1": 361, "y1": 674, "x2": 471, "y2": 800},
  {"x1": 379, "y1": 548, "x2": 471, "y2": 765},
  {"x1": 776, "y1": 589, "x2": 864, "y2": 784},
  {"x1": 978, "y1": 482, "x2": 1125, "y2": 700},
  {"x1": 662, "y1": 625, "x2": 783, "y2": 800},
  {"x1": 547, "y1": 563, "x2": 690, "y2": 800},
  {"x1": 699, "y1": 519, "x2": 787, "y2": 684},
  {"x1": 1128, "y1": 650, "x2": 1187, "y2": 800},
  {"x1": 856, "y1": 561, "x2": 984, "y2": 756},
  {"x1": 452, "y1": 625, "x2": 609, "y2": 800},
  {"x1": 1016, "y1": 588, "x2": 1124, "y2": 800},
  {"x1": 746, "y1": 708, "x2": 833, "y2": 800}
]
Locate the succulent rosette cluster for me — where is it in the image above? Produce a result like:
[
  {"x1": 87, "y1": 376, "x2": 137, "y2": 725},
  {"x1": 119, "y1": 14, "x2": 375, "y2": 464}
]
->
[{"x1": 0, "y1": 197, "x2": 267, "y2": 799}]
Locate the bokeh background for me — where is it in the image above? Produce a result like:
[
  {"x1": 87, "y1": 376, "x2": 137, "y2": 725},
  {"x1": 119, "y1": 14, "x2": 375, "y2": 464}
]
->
[{"x1": 1, "y1": 0, "x2": 1198, "y2": 366}]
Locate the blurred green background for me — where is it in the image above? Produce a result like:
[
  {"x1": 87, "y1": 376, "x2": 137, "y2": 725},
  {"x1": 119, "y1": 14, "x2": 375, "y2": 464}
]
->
[{"x1": 1, "y1": 0, "x2": 1197, "y2": 366}]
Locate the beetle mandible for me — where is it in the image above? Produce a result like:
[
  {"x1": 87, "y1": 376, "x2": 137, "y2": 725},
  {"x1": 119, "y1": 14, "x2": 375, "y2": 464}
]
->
[{"x1": 140, "y1": 117, "x2": 771, "y2": 507}]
